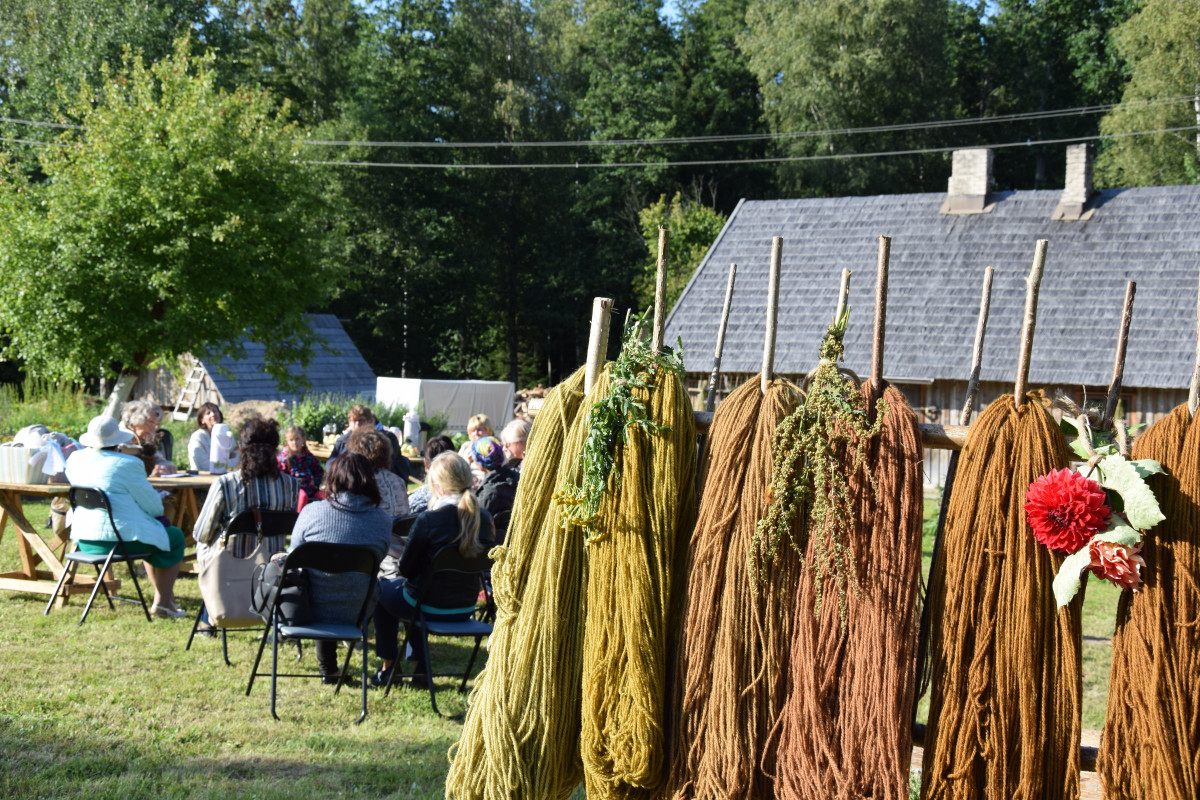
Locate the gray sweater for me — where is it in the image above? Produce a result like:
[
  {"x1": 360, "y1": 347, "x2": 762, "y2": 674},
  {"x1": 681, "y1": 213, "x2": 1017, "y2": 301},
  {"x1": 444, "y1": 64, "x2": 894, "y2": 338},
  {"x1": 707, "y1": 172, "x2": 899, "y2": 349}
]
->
[{"x1": 289, "y1": 492, "x2": 391, "y2": 624}]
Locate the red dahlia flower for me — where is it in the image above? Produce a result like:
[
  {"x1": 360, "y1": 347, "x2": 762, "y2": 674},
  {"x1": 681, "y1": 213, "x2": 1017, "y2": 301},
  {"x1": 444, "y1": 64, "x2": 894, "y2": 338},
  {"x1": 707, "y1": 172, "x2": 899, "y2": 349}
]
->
[
  {"x1": 1087, "y1": 540, "x2": 1145, "y2": 592},
  {"x1": 1024, "y1": 468, "x2": 1111, "y2": 553}
]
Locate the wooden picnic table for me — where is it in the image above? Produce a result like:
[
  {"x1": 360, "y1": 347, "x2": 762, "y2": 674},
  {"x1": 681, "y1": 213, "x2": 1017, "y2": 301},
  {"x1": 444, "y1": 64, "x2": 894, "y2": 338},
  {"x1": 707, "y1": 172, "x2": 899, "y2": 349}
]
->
[{"x1": 0, "y1": 473, "x2": 217, "y2": 603}]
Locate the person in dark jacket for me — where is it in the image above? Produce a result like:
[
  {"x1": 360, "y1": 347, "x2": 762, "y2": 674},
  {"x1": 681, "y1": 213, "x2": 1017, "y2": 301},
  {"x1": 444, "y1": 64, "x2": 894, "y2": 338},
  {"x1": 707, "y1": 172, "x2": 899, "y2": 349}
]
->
[
  {"x1": 469, "y1": 436, "x2": 519, "y2": 544},
  {"x1": 372, "y1": 452, "x2": 494, "y2": 686},
  {"x1": 289, "y1": 452, "x2": 390, "y2": 683},
  {"x1": 328, "y1": 404, "x2": 410, "y2": 484}
]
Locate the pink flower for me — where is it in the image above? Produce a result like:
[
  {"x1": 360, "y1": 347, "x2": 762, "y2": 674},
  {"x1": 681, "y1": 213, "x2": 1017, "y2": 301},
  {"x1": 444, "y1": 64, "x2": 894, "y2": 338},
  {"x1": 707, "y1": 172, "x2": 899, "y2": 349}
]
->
[
  {"x1": 1087, "y1": 539, "x2": 1146, "y2": 592},
  {"x1": 1025, "y1": 468, "x2": 1112, "y2": 553}
]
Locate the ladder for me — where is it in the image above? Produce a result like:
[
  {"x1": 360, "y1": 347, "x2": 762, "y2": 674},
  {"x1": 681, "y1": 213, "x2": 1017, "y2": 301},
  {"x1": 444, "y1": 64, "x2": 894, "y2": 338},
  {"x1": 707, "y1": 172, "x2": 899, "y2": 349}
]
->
[{"x1": 172, "y1": 358, "x2": 207, "y2": 421}]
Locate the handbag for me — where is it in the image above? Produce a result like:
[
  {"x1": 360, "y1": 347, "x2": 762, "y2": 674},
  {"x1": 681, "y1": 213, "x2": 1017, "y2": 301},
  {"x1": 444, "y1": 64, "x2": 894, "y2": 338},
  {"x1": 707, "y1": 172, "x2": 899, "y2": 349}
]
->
[
  {"x1": 250, "y1": 553, "x2": 312, "y2": 626},
  {"x1": 199, "y1": 508, "x2": 276, "y2": 629}
]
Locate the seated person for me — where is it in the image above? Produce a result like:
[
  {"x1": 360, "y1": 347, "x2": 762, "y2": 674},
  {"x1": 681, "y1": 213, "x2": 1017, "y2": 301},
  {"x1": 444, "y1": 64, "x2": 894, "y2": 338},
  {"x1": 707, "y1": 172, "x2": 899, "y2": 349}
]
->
[
  {"x1": 277, "y1": 425, "x2": 324, "y2": 504},
  {"x1": 328, "y1": 405, "x2": 409, "y2": 484},
  {"x1": 289, "y1": 452, "x2": 391, "y2": 684},
  {"x1": 65, "y1": 415, "x2": 187, "y2": 618},
  {"x1": 192, "y1": 417, "x2": 301, "y2": 569},
  {"x1": 407, "y1": 435, "x2": 455, "y2": 515},
  {"x1": 372, "y1": 453, "x2": 494, "y2": 687},
  {"x1": 456, "y1": 413, "x2": 494, "y2": 463},
  {"x1": 471, "y1": 436, "x2": 519, "y2": 545},
  {"x1": 347, "y1": 429, "x2": 409, "y2": 518},
  {"x1": 188, "y1": 402, "x2": 240, "y2": 472},
  {"x1": 120, "y1": 399, "x2": 178, "y2": 477},
  {"x1": 500, "y1": 418, "x2": 531, "y2": 472}
]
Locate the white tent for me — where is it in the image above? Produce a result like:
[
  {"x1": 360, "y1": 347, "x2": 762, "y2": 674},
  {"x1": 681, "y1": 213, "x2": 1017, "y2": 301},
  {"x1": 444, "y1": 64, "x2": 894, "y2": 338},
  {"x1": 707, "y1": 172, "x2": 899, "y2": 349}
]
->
[{"x1": 376, "y1": 377, "x2": 515, "y2": 439}]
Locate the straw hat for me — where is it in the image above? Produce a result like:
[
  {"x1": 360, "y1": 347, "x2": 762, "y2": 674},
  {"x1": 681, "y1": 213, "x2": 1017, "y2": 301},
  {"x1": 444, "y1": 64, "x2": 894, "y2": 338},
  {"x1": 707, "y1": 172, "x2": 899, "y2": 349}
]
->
[{"x1": 79, "y1": 415, "x2": 134, "y2": 449}]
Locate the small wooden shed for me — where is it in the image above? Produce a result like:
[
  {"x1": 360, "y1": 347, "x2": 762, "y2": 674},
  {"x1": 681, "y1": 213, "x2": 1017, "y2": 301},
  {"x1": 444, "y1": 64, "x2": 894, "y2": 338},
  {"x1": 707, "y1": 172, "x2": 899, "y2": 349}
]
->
[
  {"x1": 664, "y1": 146, "x2": 1200, "y2": 486},
  {"x1": 132, "y1": 314, "x2": 377, "y2": 416}
]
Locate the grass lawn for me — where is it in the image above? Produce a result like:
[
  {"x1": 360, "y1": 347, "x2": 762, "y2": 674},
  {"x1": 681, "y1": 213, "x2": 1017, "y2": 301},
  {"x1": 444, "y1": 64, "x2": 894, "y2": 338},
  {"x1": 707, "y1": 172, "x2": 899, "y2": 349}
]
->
[
  {"x1": 0, "y1": 499, "x2": 482, "y2": 800},
  {"x1": 1, "y1": 496, "x2": 1118, "y2": 799}
]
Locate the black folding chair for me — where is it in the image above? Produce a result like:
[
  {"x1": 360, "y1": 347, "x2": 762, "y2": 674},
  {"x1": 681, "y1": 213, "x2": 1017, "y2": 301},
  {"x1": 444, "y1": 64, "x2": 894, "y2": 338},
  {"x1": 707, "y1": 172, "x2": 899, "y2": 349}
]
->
[
  {"x1": 186, "y1": 509, "x2": 299, "y2": 665},
  {"x1": 245, "y1": 542, "x2": 382, "y2": 724},
  {"x1": 44, "y1": 487, "x2": 152, "y2": 624},
  {"x1": 383, "y1": 545, "x2": 494, "y2": 718}
]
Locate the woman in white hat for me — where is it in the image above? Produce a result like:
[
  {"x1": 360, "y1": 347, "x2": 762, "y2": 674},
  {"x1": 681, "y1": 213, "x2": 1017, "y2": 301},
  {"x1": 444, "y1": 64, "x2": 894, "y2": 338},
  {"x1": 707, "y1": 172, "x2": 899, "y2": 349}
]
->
[{"x1": 64, "y1": 414, "x2": 187, "y2": 618}]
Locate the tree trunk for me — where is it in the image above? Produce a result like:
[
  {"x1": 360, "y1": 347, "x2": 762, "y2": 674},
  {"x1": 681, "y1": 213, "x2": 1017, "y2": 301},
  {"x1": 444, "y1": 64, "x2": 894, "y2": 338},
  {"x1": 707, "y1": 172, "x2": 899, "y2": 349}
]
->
[{"x1": 101, "y1": 373, "x2": 138, "y2": 419}]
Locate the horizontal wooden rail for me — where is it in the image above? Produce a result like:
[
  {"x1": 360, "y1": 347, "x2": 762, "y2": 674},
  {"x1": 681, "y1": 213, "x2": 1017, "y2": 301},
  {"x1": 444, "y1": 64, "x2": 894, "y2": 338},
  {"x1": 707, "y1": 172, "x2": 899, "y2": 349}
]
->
[{"x1": 694, "y1": 411, "x2": 969, "y2": 452}]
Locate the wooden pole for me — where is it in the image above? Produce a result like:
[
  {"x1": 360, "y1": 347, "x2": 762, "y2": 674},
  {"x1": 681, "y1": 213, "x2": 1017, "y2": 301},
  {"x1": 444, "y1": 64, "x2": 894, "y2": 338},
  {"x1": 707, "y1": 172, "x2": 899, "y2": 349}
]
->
[
  {"x1": 1014, "y1": 239, "x2": 1048, "y2": 408},
  {"x1": 761, "y1": 238, "x2": 782, "y2": 395},
  {"x1": 585, "y1": 297, "x2": 614, "y2": 394},
  {"x1": 871, "y1": 235, "x2": 891, "y2": 390},
  {"x1": 835, "y1": 268, "x2": 851, "y2": 323},
  {"x1": 651, "y1": 226, "x2": 669, "y2": 353},
  {"x1": 1102, "y1": 281, "x2": 1137, "y2": 426},
  {"x1": 705, "y1": 263, "x2": 737, "y2": 412},
  {"x1": 1190, "y1": 265, "x2": 1200, "y2": 416},
  {"x1": 961, "y1": 267, "x2": 995, "y2": 423}
]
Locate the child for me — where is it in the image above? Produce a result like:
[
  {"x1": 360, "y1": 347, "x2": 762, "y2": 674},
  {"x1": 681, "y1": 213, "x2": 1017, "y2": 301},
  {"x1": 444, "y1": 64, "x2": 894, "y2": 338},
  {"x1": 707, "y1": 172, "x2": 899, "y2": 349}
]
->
[{"x1": 277, "y1": 426, "x2": 325, "y2": 509}]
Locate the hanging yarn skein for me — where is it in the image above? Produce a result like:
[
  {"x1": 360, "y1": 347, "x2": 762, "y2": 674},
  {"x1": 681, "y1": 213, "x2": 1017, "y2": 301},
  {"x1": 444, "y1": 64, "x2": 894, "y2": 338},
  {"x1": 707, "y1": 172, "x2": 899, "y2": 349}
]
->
[
  {"x1": 921, "y1": 396, "x2": 1081, "y2": 800},
  {"x1": 1100, "y1": 403, "x2": 1200, "y2": 800},
  {"x1": 661, "y1": 375, "x2": 803, "y2": 800},
  {"x1": 774, "y1": 380, "x2": 923, "y2": 800},
  {"x1": 447, "y1": 366, "x2": 591, "y2": 800},
  {"x1": 574, "y1": 352, "x2": 698, "y2": 800}
]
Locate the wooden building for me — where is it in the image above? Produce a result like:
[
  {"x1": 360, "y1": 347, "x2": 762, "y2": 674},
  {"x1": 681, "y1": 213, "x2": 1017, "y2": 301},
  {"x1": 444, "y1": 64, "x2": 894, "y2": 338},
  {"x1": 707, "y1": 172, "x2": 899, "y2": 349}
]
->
[
  {"x1": 132, "y1": 314, "x2": 377, "y2": 415},
  {"x1": 663, "y1": 146, "x2": 1200, "y2": 486}
]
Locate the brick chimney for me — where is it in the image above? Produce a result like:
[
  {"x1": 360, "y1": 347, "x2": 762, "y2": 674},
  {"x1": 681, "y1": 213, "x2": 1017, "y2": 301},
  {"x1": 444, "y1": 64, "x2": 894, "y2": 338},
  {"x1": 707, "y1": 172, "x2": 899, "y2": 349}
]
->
[
  {"x1": 941, "y1": 148, "x2": 993, "y2": 214},
  {"x1": 1052, "y1": 143, "x2": 1095, "y2": 221}
]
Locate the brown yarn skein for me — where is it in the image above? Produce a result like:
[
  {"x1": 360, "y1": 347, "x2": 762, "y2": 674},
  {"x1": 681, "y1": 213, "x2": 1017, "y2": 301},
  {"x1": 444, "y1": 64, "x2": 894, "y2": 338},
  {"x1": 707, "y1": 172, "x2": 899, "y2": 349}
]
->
[
  {"x1": 774, "y1": 381, "x2": 923, "y2": 800},
  {"x1": 660, "y1": 375, "x2": 803, "y2": 800},
  {"x1": 1100, "y1": 404, "x2": 1200, "y2": 800},
  {"x1": 921, "y1": 395, "x2": 1081, "y2": 800}
]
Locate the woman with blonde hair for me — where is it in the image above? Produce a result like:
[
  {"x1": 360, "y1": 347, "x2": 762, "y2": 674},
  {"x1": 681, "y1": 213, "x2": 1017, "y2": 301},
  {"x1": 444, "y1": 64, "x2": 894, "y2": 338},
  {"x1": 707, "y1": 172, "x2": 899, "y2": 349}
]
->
[{"x1": 371, "y1": 452, "x2": 494, "y2": 686}]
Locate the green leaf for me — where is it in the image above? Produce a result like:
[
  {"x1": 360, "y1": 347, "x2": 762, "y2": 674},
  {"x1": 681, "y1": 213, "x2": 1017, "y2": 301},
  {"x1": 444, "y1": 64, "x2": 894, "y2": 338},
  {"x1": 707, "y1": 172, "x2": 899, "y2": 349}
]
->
[
  {"x1": 1068, "y1": 435, "x2": 1091, "y2": 461},
  {"x1": 1128, "y1": 459, "x2": 1164, "y2": 478},
  {"x1": 1053, "y1": 546, "x2": 1094, "y2": 608},
  {"x1": 1097, "y1": 455, "x2": 1167, "y2": 531},
  {"x1": 1093, "y1": 518, "x2": 1142, "y2": 547}
]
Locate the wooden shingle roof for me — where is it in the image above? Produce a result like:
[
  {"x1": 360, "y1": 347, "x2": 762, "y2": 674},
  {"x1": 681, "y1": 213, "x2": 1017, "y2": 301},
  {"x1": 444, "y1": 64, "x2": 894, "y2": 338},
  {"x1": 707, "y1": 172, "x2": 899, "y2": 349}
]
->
[
  {"x1": 204, "y1": 314, "x2": 376, "y2": 403},
  {"x1": 665, "y1": 186, "x2": 1200, "y2": 390}
]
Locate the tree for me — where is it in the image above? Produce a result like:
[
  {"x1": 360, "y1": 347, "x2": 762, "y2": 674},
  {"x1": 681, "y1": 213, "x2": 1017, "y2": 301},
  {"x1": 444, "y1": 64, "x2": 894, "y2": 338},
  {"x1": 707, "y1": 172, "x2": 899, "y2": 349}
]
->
[
  {"x1": 0, "y1": 40, "x2": 342, "y2": 388},
  {"x1": 741, "y1": 0, "x2": 951, "y2": 196},
  {"x1": 1096, "y1": 0, "x2": 1200, "y2": 186},
  {"x1": 635, "y1": 192, "x2": 726, "y2": 312}
]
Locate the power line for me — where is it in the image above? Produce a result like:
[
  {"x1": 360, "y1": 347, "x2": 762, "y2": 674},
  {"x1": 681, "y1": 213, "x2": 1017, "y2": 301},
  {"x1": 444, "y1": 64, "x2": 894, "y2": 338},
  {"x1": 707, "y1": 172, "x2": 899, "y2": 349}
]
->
[
  {"x1": 300, "y1": 96, "x2": 1194, "y2": 150},
  {"x1": 2, "y1": 96, "x2": 1193, "y2": 150},
  {"x1": 0, "y1": 116, "x2": 79, "y2": 130},
  {"x1": 300, "y1": 126, "x2": 1199, "y2": 170}
]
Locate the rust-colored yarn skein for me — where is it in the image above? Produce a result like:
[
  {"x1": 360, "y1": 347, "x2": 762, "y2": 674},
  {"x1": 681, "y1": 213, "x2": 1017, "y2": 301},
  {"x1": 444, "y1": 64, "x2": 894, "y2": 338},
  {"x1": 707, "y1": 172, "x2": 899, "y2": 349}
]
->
[
  {"x1": 1100, "y1": 404, "x2": 1200, "y2": 800},
  {"x1": 920, "y1": 395, "x2": 1082, "y2": 800},
  {"x1": 660, "y1": 375, "x2": 803, "y2": 800},
  {"x1": 774, "y1": 381, "x2": 923, "y2": 800}
]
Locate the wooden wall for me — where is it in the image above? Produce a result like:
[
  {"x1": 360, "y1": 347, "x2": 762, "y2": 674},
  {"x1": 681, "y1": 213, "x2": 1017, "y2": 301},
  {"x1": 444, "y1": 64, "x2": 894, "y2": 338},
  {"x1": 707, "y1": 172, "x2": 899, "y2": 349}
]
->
[{"x1": 130, "y1": 356, "x2": 223, "y2": 414}]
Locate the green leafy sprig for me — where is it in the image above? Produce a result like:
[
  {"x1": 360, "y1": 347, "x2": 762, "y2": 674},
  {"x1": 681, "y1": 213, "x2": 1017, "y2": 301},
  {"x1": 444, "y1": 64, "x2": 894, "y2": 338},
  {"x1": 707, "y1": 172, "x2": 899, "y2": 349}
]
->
[
  {"x1": 554, "y1": 311, "x2": 685, "y2": 542},
  {"x1": 753, "y1": 307, "x2": 887, "y2": 622}
]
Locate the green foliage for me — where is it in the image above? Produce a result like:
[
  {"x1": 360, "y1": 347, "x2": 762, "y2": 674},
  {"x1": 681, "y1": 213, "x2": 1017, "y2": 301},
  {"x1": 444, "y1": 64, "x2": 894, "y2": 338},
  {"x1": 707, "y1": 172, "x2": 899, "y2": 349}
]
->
[
  {"x1": 754, "y1": 308, "x2": 887, "y2": 623},
  {"x1": 1097, "y1": 0, "x2": 1200, "y2": 186},
  {"x1": 0, "y1": 40, "x2": 343, "y2": 388},
  {"x1": 635, "y1": 192, "x2": 727, "y2": 312},
  {"x1": 277, "y1": 393, "x2": 448, "y2": 441},
  {"x1": 555, "y1": 312, "x2": 686, "y2": 541},
  {"x1": 741, "y1": 0, "x2": 952, "y2": 196},
  {"x1": 0, "y1": 377, "x2": 93, "y2": 441}
]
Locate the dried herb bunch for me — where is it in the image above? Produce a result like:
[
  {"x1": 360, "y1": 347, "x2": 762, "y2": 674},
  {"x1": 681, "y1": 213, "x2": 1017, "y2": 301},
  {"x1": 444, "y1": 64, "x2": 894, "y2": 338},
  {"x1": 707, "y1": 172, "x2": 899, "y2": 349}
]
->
[
  {"x1": 754, "y1": 308, "x2": 888, "y2": 619},
  {"x1": 554, "y1": 311, "x2": 685, "y2": 542}
]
